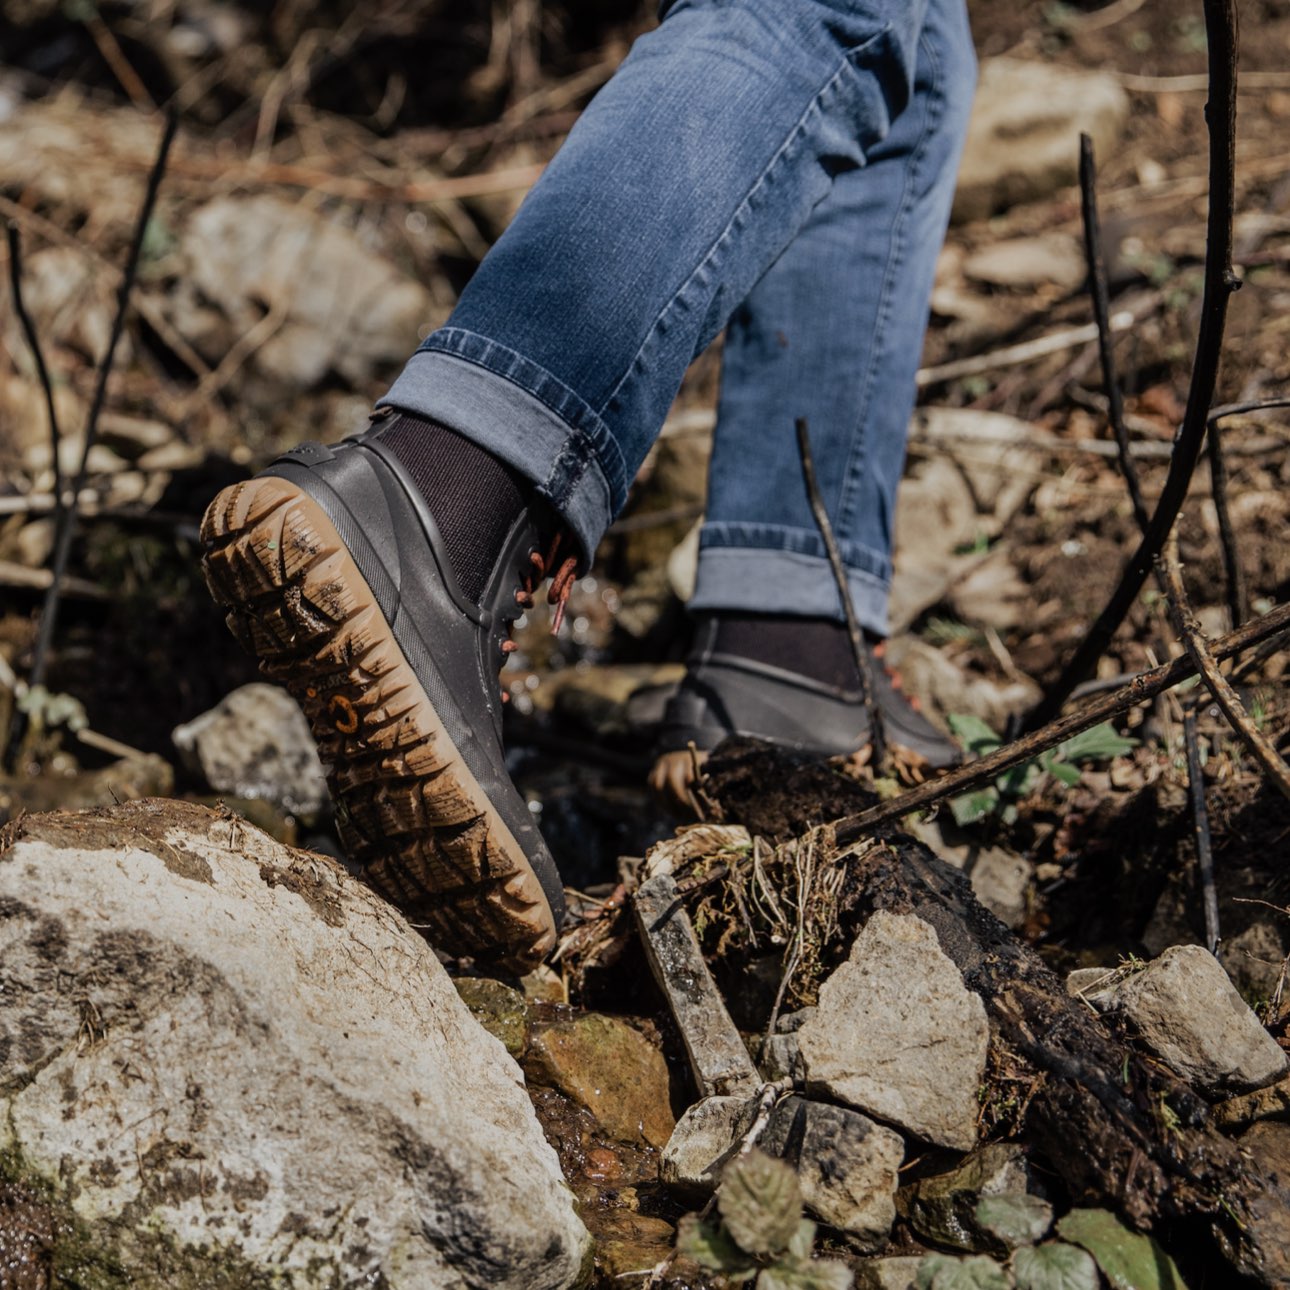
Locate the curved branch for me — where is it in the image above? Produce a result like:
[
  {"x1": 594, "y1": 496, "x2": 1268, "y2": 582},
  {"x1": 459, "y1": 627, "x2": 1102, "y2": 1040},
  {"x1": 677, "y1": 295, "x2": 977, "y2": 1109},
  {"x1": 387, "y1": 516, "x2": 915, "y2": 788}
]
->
[{"x1": 1023, "y1": 0, "x2": 1240, "y2": 731}]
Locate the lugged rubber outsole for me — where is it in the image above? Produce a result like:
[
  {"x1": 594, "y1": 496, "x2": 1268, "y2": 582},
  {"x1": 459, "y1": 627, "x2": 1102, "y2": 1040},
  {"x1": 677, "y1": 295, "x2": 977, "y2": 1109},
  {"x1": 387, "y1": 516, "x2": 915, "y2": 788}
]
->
[{"x1": 200, "y1": 476, "x2": 556, "y2": 972}]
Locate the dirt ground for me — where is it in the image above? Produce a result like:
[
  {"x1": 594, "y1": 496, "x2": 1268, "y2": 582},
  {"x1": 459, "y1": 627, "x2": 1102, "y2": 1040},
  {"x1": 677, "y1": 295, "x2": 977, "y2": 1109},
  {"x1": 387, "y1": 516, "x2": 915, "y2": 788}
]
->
[{"x1": 1, "y1": 0, "x2": 1289, "y2": 1283}]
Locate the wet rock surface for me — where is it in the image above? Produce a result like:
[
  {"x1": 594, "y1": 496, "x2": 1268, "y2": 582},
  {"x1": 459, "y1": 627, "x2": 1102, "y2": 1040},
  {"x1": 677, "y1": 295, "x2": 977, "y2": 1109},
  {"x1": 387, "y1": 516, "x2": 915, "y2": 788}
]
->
[
  {"x1": 455, "y1": 976, "x2": 531, "y2": 1058},
  {"x1": 0, "y1": 800, "x2": 589, "y2": 1289},
  {"x1": 899, "y1": 1144, "x2": 1041, "y2": 1255},
  {"x1": 524, "y1": 1012, "x2": 678, "y2": 1149},
  {"x1": 798, "y1": 911, "x2": 989, "y2": 1151}
]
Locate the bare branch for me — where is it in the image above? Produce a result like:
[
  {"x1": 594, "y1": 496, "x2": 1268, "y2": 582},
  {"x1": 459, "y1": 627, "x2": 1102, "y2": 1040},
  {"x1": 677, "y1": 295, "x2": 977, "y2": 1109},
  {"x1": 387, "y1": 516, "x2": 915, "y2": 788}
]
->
[
  {"x1": 1182, "y1": 706, "x2": 1221, "y2": 956},
  {"x1": 1079, "y1": 133, "x2": 1150, "y2": 533},
  {"x1": 4, "y1": 110, "x2": 178, "y2": 770},
  {"x1": 832, "y1": 598, "x2": 1290, "y2": 846},
  {"x1": 1024, "y1": 0, "x2": 1241, "y2": 731},
  {"x1": 5, "y1": 223, "x2": 64, "y2": 536},
  {"x1": 1158, "y1": 540, "x2": 1290, "y2": 803},
  {"x1": 796, "y1": 418, "x2": 886, "y2": 766}
]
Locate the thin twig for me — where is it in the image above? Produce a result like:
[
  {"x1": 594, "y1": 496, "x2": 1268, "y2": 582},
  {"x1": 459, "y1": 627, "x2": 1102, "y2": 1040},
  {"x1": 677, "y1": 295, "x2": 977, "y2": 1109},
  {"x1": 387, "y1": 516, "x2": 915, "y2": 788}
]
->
[
  {"x1": 6, "y1": 223, "x2": 64, "y2": 535},
  {"x1": 1182, "y1": 706, "x2": 1221, "y2": 956},
  {"x1": 833, "y1": 598, "x2": 1290, "y2": 846},
  {"x1": 761, "y1": 832, "x2": 815, "y2": 1059},
  {"x1": 1207, "y1": 416, "x2": 1248, "y2": 626},
  {"x1": 1158, "y1": 539, "x2": 1290, "y2": 803},
  {"x1": 1079, "y1": 133, "x2": 1150, "y2": 533},
  {"x1": 1209, "y1": 396, "x2": 1290, "y2": 424},
  {"x1": 796, "y1": 418, "x2": 885, "y2": 766},
  {"x1": 1023, "y1": 0, "x2": 1240, "y2": 732},
  {"x1": 6, "y1": 109, "x2": 178, "y2": 770},
  {"x1": 915, "y1": 309, "x2": 1143, "y2": 389}
]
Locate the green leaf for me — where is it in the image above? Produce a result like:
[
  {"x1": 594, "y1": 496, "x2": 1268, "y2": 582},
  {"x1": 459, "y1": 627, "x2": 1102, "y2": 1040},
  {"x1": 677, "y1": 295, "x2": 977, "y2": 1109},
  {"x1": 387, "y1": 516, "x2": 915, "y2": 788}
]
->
[
  {"x1": 1048, "y1": 760, "x2": 1082, "y2": 787},
  {"x1": 951, "y1": 789, "x2": 999, "y2": 826},
  {"x1": 917, "y1": 1256, "x2": 955, "y2": 1290},
  {"x1": 1057, "y1": 1209, "x2": 1188, "y2": 1290},
  {"x1": 976, "y1": 1193, "x2": 1054, "y2": 1247},
  {"x1": 1013, "y1": 1242, "x2": 1099, "y2": 1290},
  {"x1": 676, "y1": 1214, "x2": 757, "y2": 1278},
  {"x1": 1058, "y1": 723, "x2": 1138, "y2": 763},
  {"x1": 719, "y1": 1148, "x2": 804, "y2": 1256},
  {"x1": 996, "y1": 761, "x2": 1039, "y2": 800},
  {"x1": 948, "y1": 713, "x2": 1004, "y2": 757},
  {"x1": 787, "y1": 1218, "x2": 817, "y2": 1262},
  {"x1": 916, "y1": 1253, "x2": 1013, "y2": 1290},
  {"x1": 758, "y1": 1258, "x2": 855, "y2": 1290}
]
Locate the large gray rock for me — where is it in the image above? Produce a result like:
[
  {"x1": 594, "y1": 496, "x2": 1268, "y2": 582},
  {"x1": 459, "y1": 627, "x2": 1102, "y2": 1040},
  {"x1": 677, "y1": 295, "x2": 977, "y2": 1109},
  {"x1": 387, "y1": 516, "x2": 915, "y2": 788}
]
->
[
  {"x1": 181, "y1": 194, "x2": 432, "y2": 388},
  {"x1": 662, "y1": 1094, "x2": 903, "y2": 1249},
  {"x1": 953, "y1": 58, "x2": 1130, "y2": 222},
  {"x1": 1113, "y1": 945, "x2": 1287, "y2": 1095},
  {"x1": 0, "y1": 800, "x2": 589, "y2": 1288},
  {"x1": 799, "y1": 911, "x2": 989, "y2": 1150},
  {"x1": 172, "y1": 682, "x2": 328, "y2": 822}
]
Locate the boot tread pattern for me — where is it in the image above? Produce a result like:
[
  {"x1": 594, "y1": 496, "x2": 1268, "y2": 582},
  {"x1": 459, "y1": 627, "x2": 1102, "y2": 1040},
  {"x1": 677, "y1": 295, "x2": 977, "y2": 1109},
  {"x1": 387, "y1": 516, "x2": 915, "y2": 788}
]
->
[{"x1": 200, "y1": 477, "x2": 555, "y2": 970}]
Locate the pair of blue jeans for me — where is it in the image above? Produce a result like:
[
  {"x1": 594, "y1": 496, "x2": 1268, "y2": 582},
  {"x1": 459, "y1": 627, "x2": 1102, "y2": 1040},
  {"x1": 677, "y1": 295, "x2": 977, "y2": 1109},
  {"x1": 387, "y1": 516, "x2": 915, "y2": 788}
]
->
[{"x1": 381, "y1": 0, "x2": 976, "y2": 636}]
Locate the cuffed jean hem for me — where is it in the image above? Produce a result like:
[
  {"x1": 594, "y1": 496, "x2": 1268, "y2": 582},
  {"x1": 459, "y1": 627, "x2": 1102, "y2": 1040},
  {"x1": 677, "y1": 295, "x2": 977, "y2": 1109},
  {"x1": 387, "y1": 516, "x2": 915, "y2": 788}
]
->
[
  {"x1": 689, "y1": 545, "x2": 891, "y2": 637},
  {"x1": 377, "y1": 340, "x2": 624, "y2": 566}
]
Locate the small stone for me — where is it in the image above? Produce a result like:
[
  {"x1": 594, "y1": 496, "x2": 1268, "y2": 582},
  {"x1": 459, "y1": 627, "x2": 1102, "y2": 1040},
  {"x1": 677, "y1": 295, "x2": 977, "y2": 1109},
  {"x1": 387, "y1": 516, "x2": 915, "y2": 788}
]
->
[
  {"x1": 900, "y1": 1144, "x2": 1040, "y2": 1255},
  {"x1": 181, "y1": 194, "x2": 433, "y2": 389},
  {"x1": 1240, "y1": 1120, "x2": 1290, "y2": 1182},
  {"x1": 759, "y1": 1098, "x2": 904, "y2": 1249},
  {"x1": 525, "y1": 1013, "x2": 676, "y2": 1148},
  {"x1": 953, "y1": 59, "x2": 1130, "y2": 221},
  {"x1": 172, "y1": 683, "x2": 328, "y2": 823},
  {"x1": 520, "y1": 964, "x2": 566, "y2": 1004},
  {"x1": 1113, "y1": 945, "x2": 1287, "y2": 1095},
  {"x1": 595, "y1": 1211, "x2": 676, "y2": 1280},
  {"x1": 963, "y1": 236, "x2": 1086, "y2": 291},
  {"x1": 853, "y1": 1256, "x2": 925, "y2": 1289},
  {"x1": 967, "y1": 849, "x2": 1031, "y2": 930},
  {"x1": 661, "y1": 1095, "x2": 745, "y2": 1196},
  {"x1": 799, "y1": 911, "x2": 989, "y2": 1150},
  {"x1": 761, "y1": 1030, "x2": 804, "y2": 1082},
  {"x1": 96, "y1": 412, "x2": 173, "y2": 459},
  {"x1": 136, "y1": 440, "x2": 206, "y2": 472},
  {"x1": 662, "y1": 1094, "x2": 903, "y2": 1248},
  {"x1": 634, "y1": 874, "x2": 760, "y2": 1098},
  {"x1": 15, "y1": 518, "x2": 54, "y2": 568},
  {"x1": 1066, "y1": 965, "x2": 1130, "y2": 1005},
  {"x1": 454, "y1": 977, "x2": 530, "y2": 1058},
  {"x1": 1214, "y1": 1071, "x2": 1290, "y2": 1131}
]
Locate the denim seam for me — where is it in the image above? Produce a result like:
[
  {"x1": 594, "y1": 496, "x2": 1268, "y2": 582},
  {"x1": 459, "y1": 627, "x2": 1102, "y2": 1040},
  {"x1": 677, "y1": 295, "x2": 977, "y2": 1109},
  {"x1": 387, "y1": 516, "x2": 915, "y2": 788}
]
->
[
  {"x1": 416, "y1": 327, "x2": 631, "y2": 512},
  {"x1": 700, "y1": 520, "x2": 891, "y2": 583},
  {"x1": 597, "y1": 26, "x2": 893, "y2": 421},
  {"x1": 837, "y1": 26, "x2": 944, "y2": 540}
]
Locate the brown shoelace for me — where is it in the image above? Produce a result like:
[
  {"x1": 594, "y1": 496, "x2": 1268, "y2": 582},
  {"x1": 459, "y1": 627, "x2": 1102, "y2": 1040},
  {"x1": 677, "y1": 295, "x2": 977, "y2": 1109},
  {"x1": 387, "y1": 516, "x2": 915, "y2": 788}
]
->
[{"x1": 499, "y1": 532, "x2": 579, "y2": 701}]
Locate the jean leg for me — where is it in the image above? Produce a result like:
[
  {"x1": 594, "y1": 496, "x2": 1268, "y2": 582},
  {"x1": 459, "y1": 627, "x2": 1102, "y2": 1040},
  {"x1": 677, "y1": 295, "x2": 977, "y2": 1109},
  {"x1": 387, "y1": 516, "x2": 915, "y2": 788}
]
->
[
  {"x1": 381, "y1": 0, "x2": 931, "y2": 564},
  {"x1": 690, "y1": 0, "x2": 975, "y2": 635}
]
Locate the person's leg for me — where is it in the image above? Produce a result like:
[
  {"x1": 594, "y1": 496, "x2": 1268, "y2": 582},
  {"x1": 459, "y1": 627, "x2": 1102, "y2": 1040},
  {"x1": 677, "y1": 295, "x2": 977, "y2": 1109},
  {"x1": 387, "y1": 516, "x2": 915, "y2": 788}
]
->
[
  {"x1": 653, "y1": 0, "x2": 975, "y2": 784},
  {"x1": 202, "y1": 0, "x2": 954, "y2": 970},
  {"x1": 379, "y1": 0, "x2": 936, "y2": 564}
]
